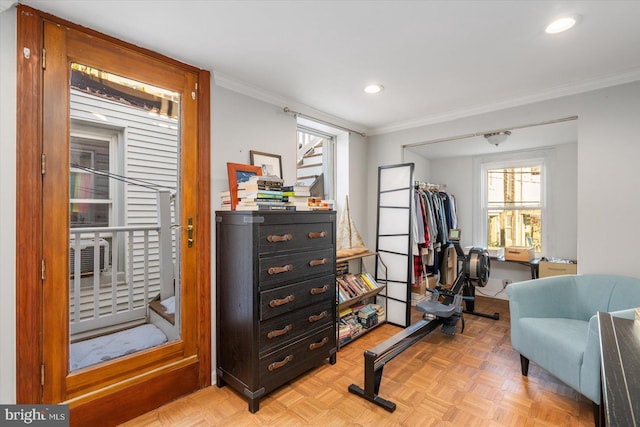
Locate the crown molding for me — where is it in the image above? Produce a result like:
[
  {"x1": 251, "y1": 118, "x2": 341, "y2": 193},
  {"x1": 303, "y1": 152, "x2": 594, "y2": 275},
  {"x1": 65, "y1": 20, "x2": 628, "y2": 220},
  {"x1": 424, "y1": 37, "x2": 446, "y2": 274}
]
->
[
  {"x1": 214, "y1": 66, "x2": 640, "y2": 139},
  {"x1": 369, "y1": 67, "x2": 640, "y2": 136},
  {"x1": 213, "y1": 71, "x2": 369, "y2": 136}
]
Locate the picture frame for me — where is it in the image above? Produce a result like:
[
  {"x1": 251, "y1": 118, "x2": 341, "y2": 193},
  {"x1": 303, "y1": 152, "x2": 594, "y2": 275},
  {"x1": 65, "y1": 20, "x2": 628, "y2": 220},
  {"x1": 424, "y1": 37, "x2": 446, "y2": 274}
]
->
[
  {"x1": 227, "y1": 162, "x2": 262, "y2": 210},
  {"x1": 250, "y1": 150, "x2": 283, "y2": 179}
]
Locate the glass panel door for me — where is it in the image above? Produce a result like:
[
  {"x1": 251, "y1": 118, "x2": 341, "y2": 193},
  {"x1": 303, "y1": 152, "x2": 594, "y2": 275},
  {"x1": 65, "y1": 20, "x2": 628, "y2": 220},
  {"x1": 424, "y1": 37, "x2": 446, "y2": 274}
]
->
[
  {"x1": 67, "y1": 64, "x2": 182, "y2": 371},
  {"x1": 41, "y1": 21, "x2": 204, "y2": 414}
]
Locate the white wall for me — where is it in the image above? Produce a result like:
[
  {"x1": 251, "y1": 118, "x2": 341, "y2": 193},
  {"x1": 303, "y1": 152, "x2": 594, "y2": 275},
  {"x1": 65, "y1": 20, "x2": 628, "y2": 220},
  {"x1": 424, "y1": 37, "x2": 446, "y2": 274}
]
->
[
  {"x1": 211, "y1": 85, "x2": 297, "y2": 196},
  {"x1": 367, "y1": 81, "x2": 640, "y2": 288},
  {"x1": 344, "y1": 133, "x2": 369, "y2": 247},
  {"x1": 423, "y1": 143, "x2": 578, "y2": 299},
  {"x1": 428, "y1": 143, "x2": 578, "y2": 258},
  {"x1": 209, "y1": 84, "x2": 371, "y2": 376},
  {"x1": 0, "y1": 5, "x2": 17, "y2": 404},
  {"x1": 577, "y1": 83, "x2": 640, "y2": 275},
  {"x1": 210, "y1": 83, "x2": 298, "y2": 380}
]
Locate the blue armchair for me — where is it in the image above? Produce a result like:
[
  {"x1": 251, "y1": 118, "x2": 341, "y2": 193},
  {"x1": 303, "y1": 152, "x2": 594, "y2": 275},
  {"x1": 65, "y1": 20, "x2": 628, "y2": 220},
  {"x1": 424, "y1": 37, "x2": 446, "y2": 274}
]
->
[{"x1": 507, "y1": 274, "x2": 640, "y2": 425}]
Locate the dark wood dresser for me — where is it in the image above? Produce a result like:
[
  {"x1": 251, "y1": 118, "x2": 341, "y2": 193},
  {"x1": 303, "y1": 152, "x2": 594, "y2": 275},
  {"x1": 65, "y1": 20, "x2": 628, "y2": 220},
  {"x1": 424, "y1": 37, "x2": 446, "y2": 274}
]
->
[
  {"x1": 215, "y1": 210, "x2": 337, "y2": 412},
  {"x1": 598, "y1": 312, "x2": 640, "y2": 427}
]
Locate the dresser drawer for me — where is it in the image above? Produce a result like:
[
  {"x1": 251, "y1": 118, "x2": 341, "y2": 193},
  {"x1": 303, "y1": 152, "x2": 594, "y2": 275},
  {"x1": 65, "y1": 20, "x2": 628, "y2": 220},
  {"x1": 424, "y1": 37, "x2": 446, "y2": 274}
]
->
[
  {"x1": 259, "y1": 248, "x2": 335, "y2": 287},
  {"x1": 260, "y1": 275, "x2": 334, "y2": 320},
  {"x1": 259, "y1": 300, "x2": 334, "y2": 354},
  {"x1": 259, "y1": 222, "x2": 334, "y2": 255},
  {"x1": 259, "y1": 327, "x2": 335, "y2": 386}
]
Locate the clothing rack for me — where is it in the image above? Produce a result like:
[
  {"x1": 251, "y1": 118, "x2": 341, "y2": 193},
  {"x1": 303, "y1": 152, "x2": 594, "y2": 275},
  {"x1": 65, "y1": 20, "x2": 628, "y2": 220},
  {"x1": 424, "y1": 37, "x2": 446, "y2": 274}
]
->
[
  {"x1": 414, "y1": 180, "x2": 446, "y2": 192},
  {"x1": 412, "y1": 181, "x2": 458, "y2": 287}
]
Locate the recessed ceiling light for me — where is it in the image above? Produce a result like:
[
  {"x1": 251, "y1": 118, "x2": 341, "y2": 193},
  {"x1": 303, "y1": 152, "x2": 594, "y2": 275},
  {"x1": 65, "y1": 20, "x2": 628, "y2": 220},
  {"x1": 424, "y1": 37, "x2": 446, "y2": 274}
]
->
[
  {"x1": 364, "y1": 84, "x2": 383, "y2": 94},
  {"x1": 545, "y1": 16, "x2": 577, "y2": 34}
]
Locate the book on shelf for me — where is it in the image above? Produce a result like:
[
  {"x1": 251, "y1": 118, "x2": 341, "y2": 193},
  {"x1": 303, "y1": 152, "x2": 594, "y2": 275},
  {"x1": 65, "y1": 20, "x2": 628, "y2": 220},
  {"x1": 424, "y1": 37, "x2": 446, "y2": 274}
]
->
[
  {"x1": 283, "y1": 190, "x2": 311, "y2": 197},
  {"x1": 239, "y1": 175, "x2": 283, "y2": 191},
  {"x1": 337, "y1": 273, "x2": 378, "y2": 302},
  {"x1": 357, "y1": 305, "x2": 378, "y2": 328},
  {"x1": 349, "y1": 302, "x2": 367, "y2": 312},
  {"x1": 336, "y1": 277, "x2": 355, "y2": 300},
  {"x1": 339, "y1": 307, "x2": 353, "y2": 318},
  {"x1": 288, "y1": 204, "x2": 314, "y2": 211},
  {"x1": 359, "y1": 272, "x2": 379, "y2": 290},
  {"x1": 357, "y1": 304, "x2": 377, "y2": 318},
  {"x1": 282, "y1": 184, "x2": 310, "y2": 193},
  {"x1": 238, "y1": 191, "x2": 284, "y2": 200},
  {"x1": 343, "y1": 275, "x2": 363, "y2": 297},
  {"x1": 283, "y1": 195, "x2": 311, "y2": 203},
  {"x1": 347, "y1": 274, "x2": 368, "y2": 294},
  {"x1": 235, "y1": 205, "x2": 293, "y2": 211},
  {"x1": 219, "y1": 190, "x2": 232, "y2": 207},
  {"x1": 218, "y1": 188, "x2": 231, "y2": 209},
  {"x1": 337, "y1": 285, "x2": 349, "y2": 303},
  {"x1": 336, "y1": 261, "x2": 349, "y2": 276},
  {"x1": 236, "y1": 199, "x2": 291, "y2": 211}
]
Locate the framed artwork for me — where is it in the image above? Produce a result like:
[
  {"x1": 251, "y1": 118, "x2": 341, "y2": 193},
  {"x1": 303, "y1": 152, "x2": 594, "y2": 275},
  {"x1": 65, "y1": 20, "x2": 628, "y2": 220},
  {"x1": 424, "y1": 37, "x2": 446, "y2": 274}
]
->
[
  {"x1": 227, "y1": 162, "x2": 262, "y2": 210},
  {"x1": 250, "y1": 150, "x2": 283, "y2": 179}
]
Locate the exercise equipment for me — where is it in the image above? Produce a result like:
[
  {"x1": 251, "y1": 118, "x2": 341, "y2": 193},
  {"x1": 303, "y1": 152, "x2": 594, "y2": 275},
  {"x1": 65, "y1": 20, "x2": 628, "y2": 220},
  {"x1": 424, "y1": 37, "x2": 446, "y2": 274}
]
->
[
  {"x1": 348, "y1": 233, "x2": 494, "y2": 411},
  {"x1": 439, "y1": 229, "x2": 497, "y2": 320}
]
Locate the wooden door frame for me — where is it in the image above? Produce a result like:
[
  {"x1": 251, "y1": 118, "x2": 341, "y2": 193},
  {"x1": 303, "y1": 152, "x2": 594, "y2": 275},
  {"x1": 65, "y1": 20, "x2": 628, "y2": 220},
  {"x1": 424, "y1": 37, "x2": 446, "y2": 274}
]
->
[{"x1": 16, "y1": 4, "x2": 211, "y2": 410}]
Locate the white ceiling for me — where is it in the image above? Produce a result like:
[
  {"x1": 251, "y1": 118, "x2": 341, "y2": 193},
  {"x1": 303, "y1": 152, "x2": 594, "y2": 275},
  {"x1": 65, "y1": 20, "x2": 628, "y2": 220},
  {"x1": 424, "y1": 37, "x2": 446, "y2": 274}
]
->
[{"x1": 16, "y1": 0, "x2": 640, "y2": 136}]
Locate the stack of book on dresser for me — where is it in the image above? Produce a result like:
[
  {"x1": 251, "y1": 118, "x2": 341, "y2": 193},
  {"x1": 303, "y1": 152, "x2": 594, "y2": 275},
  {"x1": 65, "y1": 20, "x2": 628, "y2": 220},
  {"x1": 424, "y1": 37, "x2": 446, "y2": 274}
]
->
[
  {"x1": 236, "y1": 175, "x2": 289, "y2": 211},
  {"x1": 282, "y1": 183, "x2": 311, "y2": 210},
  {"x1": 218, "y1": 190, "x2": 232, "y2": 210}
]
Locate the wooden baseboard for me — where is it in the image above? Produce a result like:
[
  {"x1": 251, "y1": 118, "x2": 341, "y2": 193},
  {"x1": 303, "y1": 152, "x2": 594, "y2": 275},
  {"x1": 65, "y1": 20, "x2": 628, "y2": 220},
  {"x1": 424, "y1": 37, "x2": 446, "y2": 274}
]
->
[{"x1": 69, "y1": 362, "x2": 201, "y2": 427}]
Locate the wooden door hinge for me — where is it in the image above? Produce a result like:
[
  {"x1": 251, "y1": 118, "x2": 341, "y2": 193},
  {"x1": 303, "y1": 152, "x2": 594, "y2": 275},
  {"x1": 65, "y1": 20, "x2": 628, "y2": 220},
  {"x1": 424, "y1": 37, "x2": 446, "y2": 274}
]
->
[
  {"x1": 41, "y1": 259, "x2": 46, "y2": 281},
  {"x1": 42, "y1": 48, "x2": 46, "y2": 70},
  {"x1": 41, "y1": 153, "x2": 46, "y2": 175},
  {"x1": 40, "y1": 364, "x2": 45, "y2": 386}
]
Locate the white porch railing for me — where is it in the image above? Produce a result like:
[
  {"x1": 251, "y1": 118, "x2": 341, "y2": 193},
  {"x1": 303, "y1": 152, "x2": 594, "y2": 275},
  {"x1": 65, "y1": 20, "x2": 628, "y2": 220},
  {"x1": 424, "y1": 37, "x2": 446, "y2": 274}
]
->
[
  {"x1": 69, "y1": 191, "x2": 175, "y2": 338},
  {"x1": 70, "y1": 225, "x2": 158, "y2": 336}
]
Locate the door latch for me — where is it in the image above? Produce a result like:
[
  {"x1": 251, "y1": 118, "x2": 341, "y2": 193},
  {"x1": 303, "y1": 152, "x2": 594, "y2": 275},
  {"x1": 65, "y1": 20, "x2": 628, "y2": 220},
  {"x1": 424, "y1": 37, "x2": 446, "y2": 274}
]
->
[{"x1": 187, "y1": 217, "x2": 194, "y2": 248}]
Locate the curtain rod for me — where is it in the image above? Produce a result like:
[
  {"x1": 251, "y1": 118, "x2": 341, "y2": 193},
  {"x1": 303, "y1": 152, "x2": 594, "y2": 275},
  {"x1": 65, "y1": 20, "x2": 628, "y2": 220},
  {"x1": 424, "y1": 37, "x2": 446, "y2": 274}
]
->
[
  {"x1": 402, "y1": 115, "x2": 579, "y2": 148},
  {"x1": 283, "y1": 107, "x2": 366, "y2": 137}
]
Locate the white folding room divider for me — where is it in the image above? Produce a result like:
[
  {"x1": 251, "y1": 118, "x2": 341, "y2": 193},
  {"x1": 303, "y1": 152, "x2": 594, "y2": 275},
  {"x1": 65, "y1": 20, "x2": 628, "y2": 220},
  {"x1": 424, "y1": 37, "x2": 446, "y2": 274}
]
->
[{"x1": 375, "y1": 163, "x2": 414, "y2": 327}]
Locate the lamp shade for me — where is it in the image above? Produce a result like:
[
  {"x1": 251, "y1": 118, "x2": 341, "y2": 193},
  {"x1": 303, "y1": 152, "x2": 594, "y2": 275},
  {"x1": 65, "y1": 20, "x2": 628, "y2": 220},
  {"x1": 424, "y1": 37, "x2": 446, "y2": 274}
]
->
[{"x1": 484, "y1": 131, "x2": 511, "y2": 146}]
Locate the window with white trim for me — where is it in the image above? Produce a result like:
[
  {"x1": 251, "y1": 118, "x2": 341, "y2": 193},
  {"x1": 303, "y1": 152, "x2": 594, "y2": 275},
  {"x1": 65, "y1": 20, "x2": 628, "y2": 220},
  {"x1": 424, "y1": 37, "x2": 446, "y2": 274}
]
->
[
  {"x1": 69, "y1": 127, "x2": 120, "y2": 229},
  {"x1": 296, "y1": 125, "x2": 336, "y2": 201},
  {"x1": 482, "y1": 161, "x2": 544, "y2": 253}
]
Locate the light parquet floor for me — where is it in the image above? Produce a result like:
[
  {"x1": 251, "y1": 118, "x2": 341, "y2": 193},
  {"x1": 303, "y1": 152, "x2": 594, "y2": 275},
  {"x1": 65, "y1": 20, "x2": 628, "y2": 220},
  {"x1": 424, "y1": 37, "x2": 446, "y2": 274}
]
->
[{"x1": 121, "y1": 296, "x2": 594, "y2": 426}]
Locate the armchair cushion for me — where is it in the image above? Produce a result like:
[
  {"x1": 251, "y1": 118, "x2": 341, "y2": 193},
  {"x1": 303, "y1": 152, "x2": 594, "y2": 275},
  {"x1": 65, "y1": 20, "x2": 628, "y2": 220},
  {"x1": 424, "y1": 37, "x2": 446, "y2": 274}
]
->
[{"x1": 507, "y1": 274, "x2": 640, "y2": 405}]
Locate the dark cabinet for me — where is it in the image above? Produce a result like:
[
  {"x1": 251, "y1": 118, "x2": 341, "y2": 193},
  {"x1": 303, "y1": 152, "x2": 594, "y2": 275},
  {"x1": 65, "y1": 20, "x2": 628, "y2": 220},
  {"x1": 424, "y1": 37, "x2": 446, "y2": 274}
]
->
[{"x1": 215, "y1": 211, "x2": 337, "y2": 412}]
